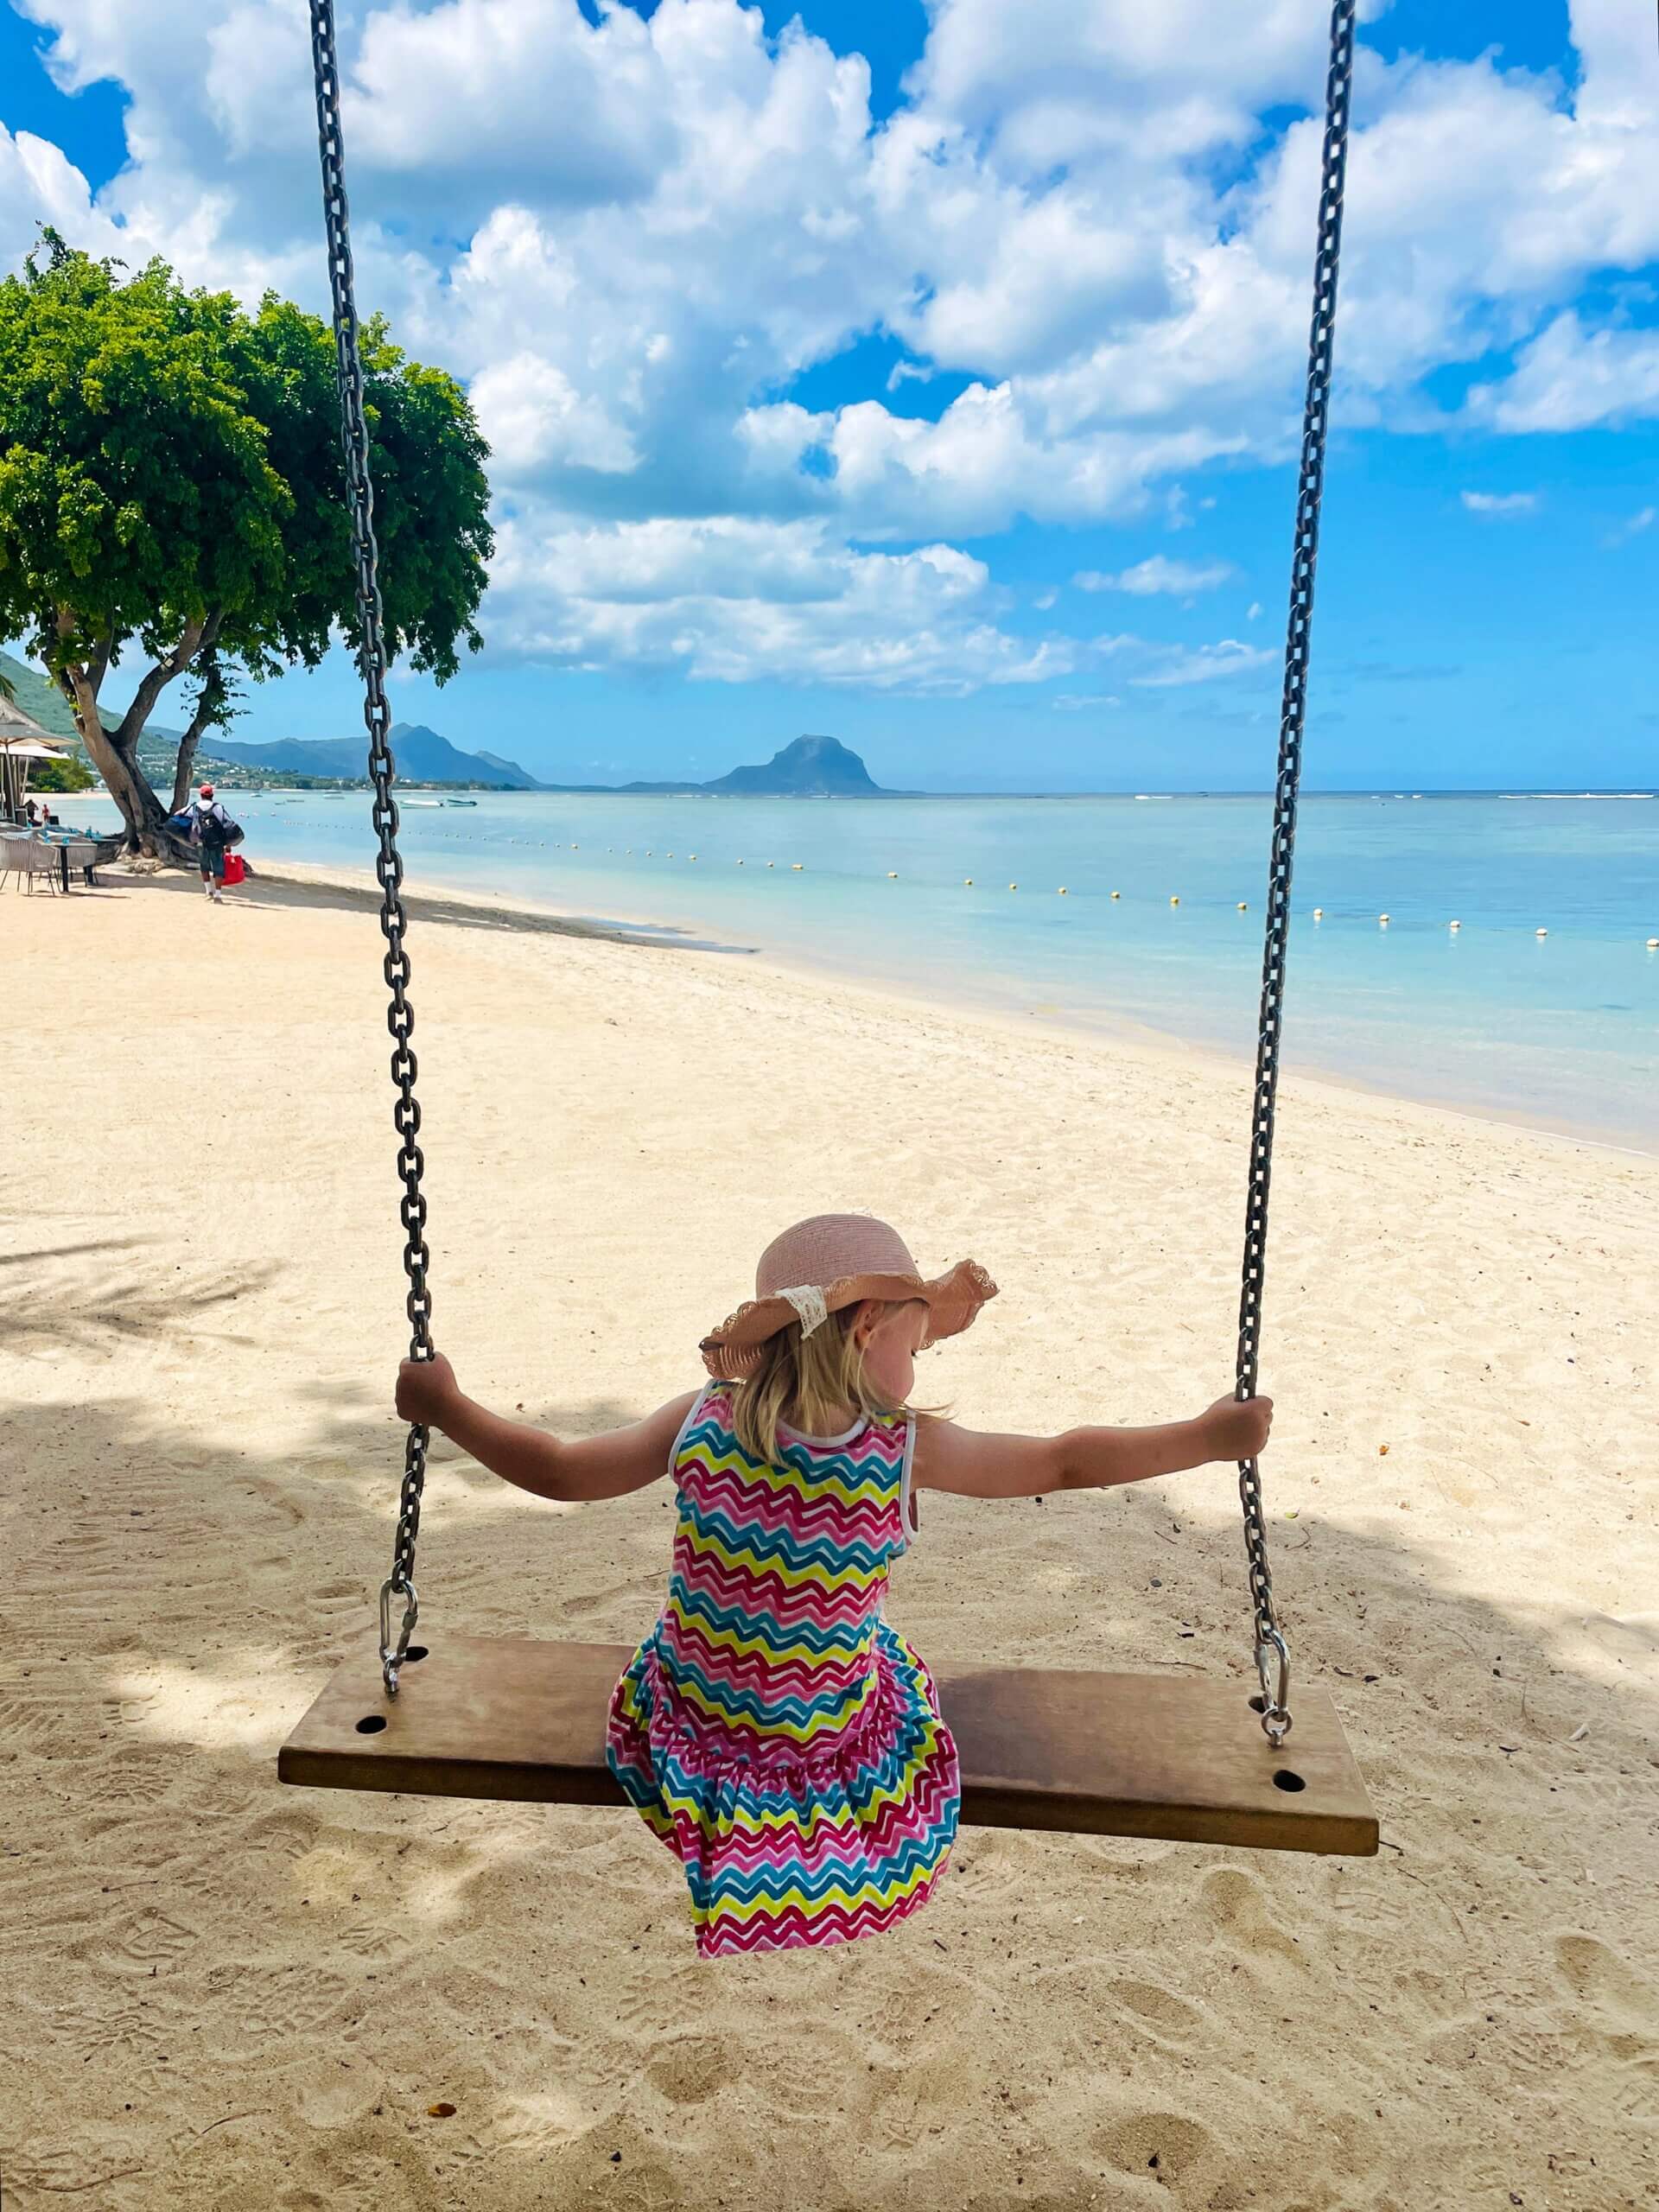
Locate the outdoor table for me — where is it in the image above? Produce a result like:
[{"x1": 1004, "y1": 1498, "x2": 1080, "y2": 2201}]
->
[{"x1": 1, "y1": 828, "x2": 113, "y2": 890}]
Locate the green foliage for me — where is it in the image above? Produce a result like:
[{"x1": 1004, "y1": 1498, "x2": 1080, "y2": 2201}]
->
[
  {"x1": 0, "y1": 230, "x2": 493, "y2": 841},
  {"x1": 30, "y1": 752, "x2": 97, "y2": 793},
  {"x1": 0, "y1": 236, "x2": 288, "y2": 673}
]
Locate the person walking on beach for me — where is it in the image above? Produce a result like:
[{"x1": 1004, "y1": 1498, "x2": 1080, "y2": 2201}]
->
[
  {"x1": 188, "y1": 784, "x2": 236, "y2": 901},
  {"x1": 396, "y1": 1212, "x2": 1273, "y2": 1960}
]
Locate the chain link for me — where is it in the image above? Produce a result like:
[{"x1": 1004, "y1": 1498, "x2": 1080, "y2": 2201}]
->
[
  {"x1": 1236, "y1": 0, "x2": 1356, "y2": 1749},
  {"x1": 310, "y1": 0, "x2": 432, "y2": 1696}
]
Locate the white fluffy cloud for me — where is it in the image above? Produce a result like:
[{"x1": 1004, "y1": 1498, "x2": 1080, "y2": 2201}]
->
[
  {"x1": 486, "y1": 513, "x2": 1074, "y2": 693},
  {"x1": 1471, "y1": 315, "x2": 1659, "y2": 433},
  {"x1": 1075, "y1": 556, "x2": 1234, "y2": 594},
  {"x1": 1128, "y1": 640, "x2": 1276, "y2": 689},
  {"x1": 4, "y1": 0, "x2": 1657, "y2": 692},
  {"x1": 1460, "y1": 491, "x2": 1538, "y2": 518}
]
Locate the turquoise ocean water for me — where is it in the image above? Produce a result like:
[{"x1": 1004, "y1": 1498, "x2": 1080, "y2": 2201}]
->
[{"x1": 77, "y1": 790, "x2": 1657, "y2": 1147}]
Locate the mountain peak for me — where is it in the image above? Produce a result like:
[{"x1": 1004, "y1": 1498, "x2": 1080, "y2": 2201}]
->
[{"x1": 703, "y1": 734, "x2": 884, "y2": 796}]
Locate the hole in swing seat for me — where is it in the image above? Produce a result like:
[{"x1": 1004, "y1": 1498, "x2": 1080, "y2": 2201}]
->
[
  {"x1": 401, "y1": 1645, "x2": 429, "y2": 1663},
  {"x1": 355, "y1": 1714, "x2": 388, "y2": 1735},
  {"x1": 1272, "y1": 1769, "x2": 1306, "y2": 1793},
  {"x1": 1248, "y1": 1694, "x2": 1268, "y2": 1713}
]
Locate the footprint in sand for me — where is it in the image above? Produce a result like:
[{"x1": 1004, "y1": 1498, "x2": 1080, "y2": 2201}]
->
[
  {"x1": 1554, "y1": 1933, "x2": 1659, "y2": 2054},
  {"x1": 646, "y1": 2032, "x2": 731, "y2": 2104},
  {"x1": 1092, "y1": 2107, "x2": 1220, "y2": 2186},
  {"x1": 1109, "y1": 1978, "x2": 1207, "y2": 2048},
  {"x1": 54, "y1": 1995, "x2": 173, "y2": 2062},
  {"x1": 333, "y1": 1918, "x2": 404, "y2": 1963},
  {"x1": 201, "y1": 1962, "x2": 351, "y2": 2056},
  {"x1": 107, "y1": 1905, "x2": 200, "y2": 1973},
  {"x1": 754, "y1": 2034, "x2": 868, "y2": 2120},
  {"x1": 1198, "y1": 1866, "x2": 1302, "y2": 1966},
  {"x1": 0, "y1": 1697, "x2": 63, "y2": 1751}
]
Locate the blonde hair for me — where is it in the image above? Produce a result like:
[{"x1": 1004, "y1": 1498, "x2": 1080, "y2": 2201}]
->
[{"x1": 730, "y1": 1302, "x2": 924, "y2": 1466}]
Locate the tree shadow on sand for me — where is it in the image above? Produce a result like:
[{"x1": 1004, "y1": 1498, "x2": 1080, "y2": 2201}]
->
[
  {"x1": 0, "y1": 1236, "x2": 281, "y2": 1354},
  {"x1": 4, "y1": 1384, "x2": 1656, "y2": 2212},
  {"x1": 104, "y1": 857, "x2": 759, "y2": 958}
]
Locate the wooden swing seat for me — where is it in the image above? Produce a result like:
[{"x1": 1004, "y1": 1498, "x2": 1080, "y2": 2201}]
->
[{"x1": 279, "y1": 1634, "x2": 1378, "y2": 1856}]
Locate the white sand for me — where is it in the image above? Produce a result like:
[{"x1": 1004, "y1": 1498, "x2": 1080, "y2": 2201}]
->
[{"x1": 3, "y1": 861, "x2": 1656, "y2": 2211}]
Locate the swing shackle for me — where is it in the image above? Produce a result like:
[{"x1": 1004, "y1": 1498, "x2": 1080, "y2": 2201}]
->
[
  {"x1": 1255, "y1": 1626, "x2": 1293, "y2": 1747},
  {"x1": 380, "y1": 1575, "x2": 421, "y2": 1696}
]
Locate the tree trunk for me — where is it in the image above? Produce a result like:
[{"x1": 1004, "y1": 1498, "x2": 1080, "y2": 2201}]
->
[
  {"x1": 60, "y1": 666, "x2": 164, "y2": 853},
  {"x1": 170, "y1": 646, "x2": 227, "y2": 815},
  {"x1": 56, "y1": 608, "x2": 217, "y2": 858}
]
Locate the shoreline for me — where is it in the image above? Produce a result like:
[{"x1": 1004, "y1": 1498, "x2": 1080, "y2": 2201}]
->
[{"x1": 249, "y1": 856, "x2": 1658, "y2": 1162}]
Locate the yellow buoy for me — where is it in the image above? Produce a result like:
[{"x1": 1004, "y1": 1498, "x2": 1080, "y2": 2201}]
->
[
  {"x1": 1058, "y1": 887, "x2": 1068, "y2": 896},
  {"x1": 1169, "y1": 895, "x2": 1179, "y2": 906},
  {"x1": 1449, "y1": 919, "x2": 1460, "y2": 931},
  {"x1": 1110, "y1": 889, "x2": 1121, "y2": 899},
  {"x1": 1379, "y1": 912, "x2": 1390, "y2": 925},
  {"x1": 767, "y1": 861, "x2": 775, "y2": 868},
  {"x1": 737, "y1": 859, "x2": 745, "y2": 866},
  {"x1": 1008, "y1": 882, "x2": 1018, "y2": 891},
  {"x1": 1648, "y1": 938, "x2": 1659, "y2": 950},
  {"x1": 689, "y1": 853, "x2": 696, "y2": 861},
  {"x1": 792, "y1": 863, "x2": 804, "y2": 871},
  {"x1": 1313, "y1": 906, "x2": 1323, "y2": 919},
  {"x1": 963, "y1": 877, "x2": 974, "y2": 887},
  {"x1": 887, "y1": 872, "x2": 898, "y2": 880},
  {"x1": 1535, "y1": 926, "x2": 1548, "y2": 938},
  {"x1": 1236, "y1": 901, "x2": 1248, "y2": 911}
]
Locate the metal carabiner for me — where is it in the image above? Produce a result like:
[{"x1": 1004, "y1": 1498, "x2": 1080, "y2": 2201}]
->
[
  {"x1": 379, "y1": 1575, "x2": 420, "y2": 1697},
  {"x1": 1255, "y1": 1627, "x2": 1293, "y2": 1745}
]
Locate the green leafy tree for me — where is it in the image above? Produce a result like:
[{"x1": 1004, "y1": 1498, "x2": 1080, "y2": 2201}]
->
[
  {"x1": 0, "y1": 232, "x2": 493, "y2": 853},
  {"x1": 31, "y1": 753, "x2": 97, "y2": 794}
]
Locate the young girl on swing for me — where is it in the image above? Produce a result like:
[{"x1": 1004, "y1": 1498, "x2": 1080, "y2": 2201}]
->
[{"x1": 396, "y1": 1212, "x2": 1272, "y2": 1960}]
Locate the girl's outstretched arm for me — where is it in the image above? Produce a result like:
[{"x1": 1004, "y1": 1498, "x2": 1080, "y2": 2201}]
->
[
  {"x1": 396, "y1": 1353, "x2": 697, "y2": 1503},
  {"x1": 914, "y1": 1394, "x2": 1273, "y2": 1500}
]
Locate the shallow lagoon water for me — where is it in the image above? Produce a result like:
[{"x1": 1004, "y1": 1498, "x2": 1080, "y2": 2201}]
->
[{"x1": 77, "y1": 791, "x2": 1657, "y2": 1147}]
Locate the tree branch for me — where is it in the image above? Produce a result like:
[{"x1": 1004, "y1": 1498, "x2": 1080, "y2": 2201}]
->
[
  {"x1": 170, "y1": 628, "x2": 232, "y2": 815},
  {"x1": 112, "y1": 614, "x2": 211, "y2": 754}
]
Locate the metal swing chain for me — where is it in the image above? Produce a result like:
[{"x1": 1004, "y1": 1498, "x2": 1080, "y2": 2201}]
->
[
  {"x1": 1236, "y1": 0, "x2": 1356, "y2": 1750},
  {"x1": 309, "y1": 0, "x2": 432, "y2": 1697}
]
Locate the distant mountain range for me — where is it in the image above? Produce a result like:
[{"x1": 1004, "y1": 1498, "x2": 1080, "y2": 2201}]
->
[
  {"x1": 1, "y1": 658, "x2": 893, "y2": 796},
  {"x1": 204, "y1": 721, "x2": 546, "y2": 789},
  {"x1": 209, "y1": 727, "x2": 892, "y2": 795}
]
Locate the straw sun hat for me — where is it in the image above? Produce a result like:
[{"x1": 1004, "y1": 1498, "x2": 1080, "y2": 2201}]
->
[{"x1": 700, "y1": 1213, "x2": 996, "y2": 1381}]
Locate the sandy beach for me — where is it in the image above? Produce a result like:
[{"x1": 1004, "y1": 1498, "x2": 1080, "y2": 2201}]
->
[{"x1": 4, "y1": 860, "x2": 1656, "y2": 2212}]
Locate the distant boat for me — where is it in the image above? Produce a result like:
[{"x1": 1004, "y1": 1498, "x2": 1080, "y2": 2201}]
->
[
  {"x1": 443, "y1": 798, "x2": 478, "y2": 808},
  {"x1": 402, "y1": 798, "x2": 442, "y2": 809}
]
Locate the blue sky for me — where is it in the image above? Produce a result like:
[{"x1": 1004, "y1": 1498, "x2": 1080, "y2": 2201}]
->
[{"x1": 2, "y1": 0, "x2": 1656, "y2": 791}]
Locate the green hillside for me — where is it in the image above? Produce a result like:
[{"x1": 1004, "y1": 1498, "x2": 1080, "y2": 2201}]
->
[{"x1": 3, "y1": 648, "x2": 214, "y2": 785}]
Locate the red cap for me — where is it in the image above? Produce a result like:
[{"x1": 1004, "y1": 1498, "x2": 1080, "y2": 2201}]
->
[{"x1": 199, "y1": 784, "x2": 214, "y2": 798}]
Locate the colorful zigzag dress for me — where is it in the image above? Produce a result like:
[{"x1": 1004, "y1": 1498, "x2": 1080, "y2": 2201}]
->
[{"x1": 606, "y1": 1386, "x2": 961, "y2": 1958}]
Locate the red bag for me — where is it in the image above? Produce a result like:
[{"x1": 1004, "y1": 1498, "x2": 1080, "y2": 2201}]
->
[{"x1": 221, "y1": 851, "x2": 247, "y2": 887}]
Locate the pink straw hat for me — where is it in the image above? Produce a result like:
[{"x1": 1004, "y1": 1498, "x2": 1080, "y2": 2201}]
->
[{"x1": 700, "y1": 1213, "x2": 996, "y2": 1381}]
